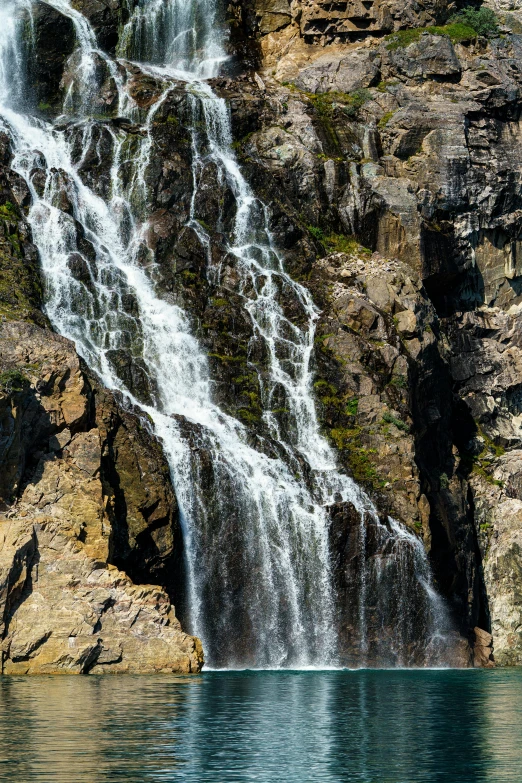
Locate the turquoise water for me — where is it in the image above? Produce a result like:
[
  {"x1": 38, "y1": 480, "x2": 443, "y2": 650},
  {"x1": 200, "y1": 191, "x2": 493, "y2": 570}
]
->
[{"x1": 0, "y1": 670, "x2": 521, "y2": 782}]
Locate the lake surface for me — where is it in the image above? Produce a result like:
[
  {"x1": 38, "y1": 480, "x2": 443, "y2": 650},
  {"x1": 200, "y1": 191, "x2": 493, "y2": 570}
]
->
[{"x1": 0, "y1": 669, "x2": 521, "y2": 782}]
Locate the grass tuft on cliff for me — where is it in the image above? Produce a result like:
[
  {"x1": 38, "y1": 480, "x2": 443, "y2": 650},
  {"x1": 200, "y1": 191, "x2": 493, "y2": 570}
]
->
[
  {"x1": 307, "y1": 226, "x2": 368, "y2": 255},
  {"x1": 386, "y1": 22, "x2": 480, "y2": 50}
]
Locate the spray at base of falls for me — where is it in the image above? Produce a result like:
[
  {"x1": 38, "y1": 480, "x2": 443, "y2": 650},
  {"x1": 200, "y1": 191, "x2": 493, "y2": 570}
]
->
[{"x1": 0, "y1": 0, "x2": 455, "y2": 668}]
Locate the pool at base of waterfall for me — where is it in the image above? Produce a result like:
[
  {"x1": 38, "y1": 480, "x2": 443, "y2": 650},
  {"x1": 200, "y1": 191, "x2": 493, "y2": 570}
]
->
[{"x1": 0, "y1": 670, "x2": 520, "y2": 782}]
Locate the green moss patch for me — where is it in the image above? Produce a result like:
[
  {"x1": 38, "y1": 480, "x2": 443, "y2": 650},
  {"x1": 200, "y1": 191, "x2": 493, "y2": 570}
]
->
[
  {"x1": 307, "y1": 227, "x2": 369, "y2": 255},
  {"x1": 329, "y1": 426, "x2": 381, "y2": 488},
  {"x1": 386, "y1": 22, "x2": 477, "y2": 51},
  {"x1": 378, "y1": 111, "x2": 396, "y2": 129},
  {"x1": 381, "y1": 411, "x2": 409, "y2": 432}
]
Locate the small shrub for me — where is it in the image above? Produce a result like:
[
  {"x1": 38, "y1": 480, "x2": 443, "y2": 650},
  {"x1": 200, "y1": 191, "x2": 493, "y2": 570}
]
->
[
  {"x1": 449, "y1": 7, "x2": 499, "y2": 37},
  {"x1": 308, "y1": 225, "x2": 325, "y2": 241},
  {"x1": 346, "y1": 396, "x2": 359, "y2": 416},
  {"x1": 307, "y1": 227, "x2": 368, "y2": 255},
  {"x1": 0, "y1": 201, "x2": 16, "y2": 219},
  {"x1": 237, "y1": 408, "x2": 261, "y2": 423},
  {"x1": 382, "y1": 411, "x2": 409, "y2": 432},
  {"x1": 0, "y1": 369, "x2": 28, "y2": 394},
  {"x1": 440, "y1": 472, "x2": 450, "y2": 489},
  {"x1": 388, "y1": 374, "x2": 408, "y2": 390}
]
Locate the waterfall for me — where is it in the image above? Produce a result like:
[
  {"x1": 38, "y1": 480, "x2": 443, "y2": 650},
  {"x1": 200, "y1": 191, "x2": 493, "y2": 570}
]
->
[{"x1": 0, "y1": 0, "x2": 454, "y2": 668}]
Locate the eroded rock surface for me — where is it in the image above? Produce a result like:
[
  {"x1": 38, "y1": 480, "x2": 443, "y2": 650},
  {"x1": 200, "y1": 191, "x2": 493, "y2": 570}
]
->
[{"x1": 0, "y1": 316, "x2": 202, "y2": 673}]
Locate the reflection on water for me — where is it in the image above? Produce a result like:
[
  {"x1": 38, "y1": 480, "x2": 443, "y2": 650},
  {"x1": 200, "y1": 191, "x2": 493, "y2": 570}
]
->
[{"x1": 0, "y1": 670, "x2": 521, "y2": 782}]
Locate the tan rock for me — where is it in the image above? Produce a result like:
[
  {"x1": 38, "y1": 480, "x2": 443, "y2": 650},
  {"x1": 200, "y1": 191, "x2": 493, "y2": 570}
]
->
[
  {"x1": 394, "y1": 308, "x2": 417, "y2": 336},
  {"x1": 0, "y1": 321, "x2": 202, "y2": 674},
  {"x1": 473, "y1": 627, "x2": 495, "y2": 668},
  {"x1": 0, "y1": 514, "x2": 203, "y2": 675}
]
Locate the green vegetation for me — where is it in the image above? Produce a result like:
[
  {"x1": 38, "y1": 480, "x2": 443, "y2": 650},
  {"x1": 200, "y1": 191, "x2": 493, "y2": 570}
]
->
[
  {"x1": 314, "y1": 380, "x2": 359, "y2": 418},
  {"x1": 376, "y1": 80, "x2": 399, "y2": 92},
  {"x1": 459, "y1": 425, "x2": 505, "y2": 487},
  {"x1": 329, "y1": 426, "x2": 381, "y2": 487},
  {"x1": 307, "y1": 226, "x2": 369, "y2": 255},
  {"x1": 0, "y1": 201, "x2": 17, "y2": 220},
  {"x1": 346, "y1": 396, "x2": 359, "y2": 416},
  {"x1": 0, "y1": 226, "x2": 44, "y2": 323},
  {"x1": 386, "y1": 22, "x2": 478, "y2": 51},
  {"x1": 448, "y1": 6, "x2": 499, "y2": 37},
  {"x1": 378, "y1": 111, "x2": 396, "y2": 129},
  {"x1": 382, "y1": 411, "x2": 409, "y2": 432},
  {"x1": 439, "y1": 472, "x2": 450, "y2": 489},
  {"x1": 388, "y1": 374, "x2": 408, "y2": 390},
  {"x1": 237, "y1": 408, "x2": 261, "y2": 423},
  {"x1": 180, "y1": 269, "x2": 199, "y2": 284},
  {"x1": 308, "y1": 226, "x2": 324, "y2": 241},
  {"x1": 473, "y1": 431, "x2": 505, "y2": 484},
  {"x1": 300, "y1": 88, "x2": 372, "y2": 119},
  {"x1": 0, "y1": 369, "x2": 28, "y2": 394},
  {"x1": 386, "y1": 8, "x2": 499, "y2": 51}
]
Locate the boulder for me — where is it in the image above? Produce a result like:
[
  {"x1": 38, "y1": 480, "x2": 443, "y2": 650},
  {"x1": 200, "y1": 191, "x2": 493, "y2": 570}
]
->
[
  {"x1": 384, "y1": 34, "x2": 462, "y2": 81},
  {"x1": 295, "y1": 49, "x2": 381, "y2": 93}
]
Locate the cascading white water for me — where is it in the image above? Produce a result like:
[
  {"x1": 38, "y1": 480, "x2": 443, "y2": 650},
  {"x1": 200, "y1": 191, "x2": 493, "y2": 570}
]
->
[{"x1": 0, "y1": 0, "x2": 453, "y2": 668}]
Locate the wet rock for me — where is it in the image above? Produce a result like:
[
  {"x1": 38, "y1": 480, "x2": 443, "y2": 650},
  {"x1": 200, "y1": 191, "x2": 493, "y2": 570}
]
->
[
  {"x1": 28, "y1": 1, "x2": 76, "y2": 111},
  {"x1": 105, "y1": 349, "x2": 159, "y2": 407},
  {"x1": 328, "y1": 500, "x2": 462, "y2": 667},
  {"x1": 71, "y1": 0, "x2": 132, "y2": 53},
  {"x1": 0, "y1": 147, "x2": 46, "y2": 326}
]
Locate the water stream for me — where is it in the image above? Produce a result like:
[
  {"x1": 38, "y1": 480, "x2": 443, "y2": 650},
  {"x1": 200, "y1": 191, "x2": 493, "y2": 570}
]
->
[{"x1": 0, "y1": 0, "x2": 453, "y2": 668}]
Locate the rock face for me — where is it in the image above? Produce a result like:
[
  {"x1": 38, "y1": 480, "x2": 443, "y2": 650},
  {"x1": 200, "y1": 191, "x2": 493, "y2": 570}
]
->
[
  {"x1": 232, "y1": 0, "x2": 448, "y2": 45},
  {"x1": 3, "y1": 0, "x2": 522, "y2": 669},
  {"x1": 0, "y1": 516, "x2": 202, "y2": 674},
  {"x1": 217, "y1": 14, "x2": 522, "y2": 663}
]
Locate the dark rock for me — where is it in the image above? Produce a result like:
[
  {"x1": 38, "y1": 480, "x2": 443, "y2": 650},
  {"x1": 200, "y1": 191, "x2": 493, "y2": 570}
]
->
[{"x1": 28, "y1": 1, "x2": 76, "y2": 110}]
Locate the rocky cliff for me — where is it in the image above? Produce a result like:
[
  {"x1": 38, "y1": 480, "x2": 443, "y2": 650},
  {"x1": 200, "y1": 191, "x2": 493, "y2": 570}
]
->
[
  {"x1": 224, "y1": 0, "x2": 521, "y2": 665},
  {"x1": 2, "y1": 0, "x2": 522, "y2": 669}
]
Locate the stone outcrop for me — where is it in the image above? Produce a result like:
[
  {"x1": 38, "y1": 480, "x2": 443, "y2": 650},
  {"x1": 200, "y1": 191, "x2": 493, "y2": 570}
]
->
[
  {"x1": 0, "y1": 516, "x2": 202, "y2": 674},
  {"x1": 231, "y1": 0, "x2": 448, "y2": 47},
  {"x1": 28, "y1": 1, "x2": 76, "y2": 110},
  {"x1": 0, "y1": 134, "x2": 46, "y2": 325}
]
